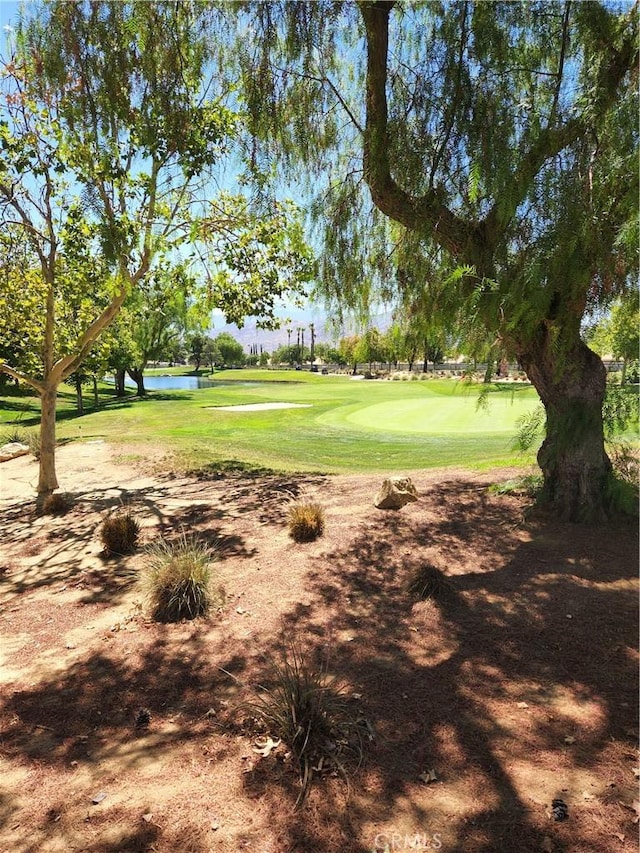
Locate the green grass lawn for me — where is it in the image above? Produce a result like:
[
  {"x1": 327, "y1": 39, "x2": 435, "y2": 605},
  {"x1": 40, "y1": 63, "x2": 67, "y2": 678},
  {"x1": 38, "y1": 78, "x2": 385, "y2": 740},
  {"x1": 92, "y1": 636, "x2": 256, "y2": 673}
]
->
[{"x1": 0, "y1": 370, "x2": 543, "y2": 474}]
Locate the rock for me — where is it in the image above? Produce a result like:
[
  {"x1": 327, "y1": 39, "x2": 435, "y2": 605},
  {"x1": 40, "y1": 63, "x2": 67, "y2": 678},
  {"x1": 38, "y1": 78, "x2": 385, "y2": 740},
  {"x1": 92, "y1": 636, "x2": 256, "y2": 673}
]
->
[
  {"x1": 0, "y1": 442, "x2": 30, "y2": 462},
  {"x1": 374, "y1": 477, "x2": 418, "y2": 510}
]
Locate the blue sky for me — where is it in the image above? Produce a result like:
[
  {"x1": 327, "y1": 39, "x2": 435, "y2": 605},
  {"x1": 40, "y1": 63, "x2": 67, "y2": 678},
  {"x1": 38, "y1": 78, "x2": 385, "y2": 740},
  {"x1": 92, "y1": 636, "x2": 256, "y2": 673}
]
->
[{"x1": 1, "y1": 1, "x2": 22, "y2": 32}]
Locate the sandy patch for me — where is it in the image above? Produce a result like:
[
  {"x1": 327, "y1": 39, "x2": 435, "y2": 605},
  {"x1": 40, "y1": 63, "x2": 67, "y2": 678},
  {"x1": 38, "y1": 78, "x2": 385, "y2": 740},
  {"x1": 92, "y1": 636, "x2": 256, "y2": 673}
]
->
[{"x1": 209, "y1": 402, "x2": 313, "y2": 411}]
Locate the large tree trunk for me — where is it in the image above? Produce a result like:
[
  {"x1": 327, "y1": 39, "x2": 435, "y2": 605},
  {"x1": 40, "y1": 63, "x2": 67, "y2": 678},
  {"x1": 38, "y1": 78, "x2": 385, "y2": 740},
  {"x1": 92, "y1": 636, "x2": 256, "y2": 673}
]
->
[
  {"x1": 114, "y1": 369, "x2": 126, "y2": 397},
  {"x1": 518, "y1": 328, "x2": 611, "y2": 522},
  {"x1": 37, "y1": 383, "x2": 59, "y2": 499},
  {"x1": 127, "y1": 368, "x2": 146, "y2": 396}
]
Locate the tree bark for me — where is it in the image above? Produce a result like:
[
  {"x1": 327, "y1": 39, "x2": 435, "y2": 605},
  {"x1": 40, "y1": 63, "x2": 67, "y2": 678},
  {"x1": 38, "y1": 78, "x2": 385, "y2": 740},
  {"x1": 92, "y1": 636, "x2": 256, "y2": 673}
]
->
[
  {"x1": 127, "y1": 368, "x2": 146, "y2": 396},
  {"x1": 114, "y1": 369, "x2": 126, "y2": 397},
  {"x1": 518, "y1": 326, "x2": 611, "y2": 522},
  {"x1": 37, "y1": 383, "x2": 59, "y2": 499},
  {"x1": 93, "y1": 376, "x2": 99, "y2": 407}
]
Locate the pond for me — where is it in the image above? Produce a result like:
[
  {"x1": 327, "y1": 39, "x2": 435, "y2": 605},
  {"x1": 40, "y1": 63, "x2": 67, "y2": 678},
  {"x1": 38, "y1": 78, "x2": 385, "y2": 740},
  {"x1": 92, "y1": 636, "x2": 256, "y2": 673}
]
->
[{"x1": 118, "y1": 375, "x2": 258, "y2": 391}]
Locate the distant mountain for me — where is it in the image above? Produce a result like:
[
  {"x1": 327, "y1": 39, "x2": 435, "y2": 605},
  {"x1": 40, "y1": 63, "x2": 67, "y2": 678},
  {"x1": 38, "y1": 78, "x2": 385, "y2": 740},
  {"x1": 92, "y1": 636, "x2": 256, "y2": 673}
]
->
[{"x1": 208, "y1": 305, "x2": 394, "y2": 353}]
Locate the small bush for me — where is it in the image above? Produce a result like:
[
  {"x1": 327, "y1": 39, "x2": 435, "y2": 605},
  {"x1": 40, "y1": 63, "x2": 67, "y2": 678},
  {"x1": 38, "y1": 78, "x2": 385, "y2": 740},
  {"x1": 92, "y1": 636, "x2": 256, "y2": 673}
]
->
[
  {"x1": 407, "y1": 563, "x2": 457, "y2": 603},
  {"x1": 144, "y1": 532, "x2": 221, "y2": 622},
  {"x1": 288, "y1": 501, "x2": 325, "y2": 542},
  {"x1": 26, "y1": 430, "x2": 41, "y2": 459},
  {"x1": 489, "y1": 474, "x2": 543, "y2": 498},
  {"x1": 1, "y1": 427, "x2": 27, "y2": 445},
  {"x1": 242, "y1": 645, "x2": 367, "y2": 805},
  {"x1": 43, "y1": 492, "x2": 72, "y2": 515},
  {"x1": 606, "y1": 441, "x2": 639, "y2": 516},
  {"x1": 100, "y1": 508, "x2": 140, "y2": 555}
]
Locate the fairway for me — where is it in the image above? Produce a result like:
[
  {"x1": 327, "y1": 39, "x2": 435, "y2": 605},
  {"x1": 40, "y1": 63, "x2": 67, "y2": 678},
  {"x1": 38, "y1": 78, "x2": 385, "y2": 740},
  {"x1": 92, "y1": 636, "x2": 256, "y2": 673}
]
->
[{"x1": 0, "y1": 371, "x2": 543, "y2": 474}]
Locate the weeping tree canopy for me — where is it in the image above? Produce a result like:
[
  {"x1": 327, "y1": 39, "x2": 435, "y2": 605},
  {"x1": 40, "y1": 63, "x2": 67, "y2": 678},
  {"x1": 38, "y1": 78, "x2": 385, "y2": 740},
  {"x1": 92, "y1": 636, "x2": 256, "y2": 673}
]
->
[{"x1": 224, "y1": 0, "x2": 638, "y2": 520}]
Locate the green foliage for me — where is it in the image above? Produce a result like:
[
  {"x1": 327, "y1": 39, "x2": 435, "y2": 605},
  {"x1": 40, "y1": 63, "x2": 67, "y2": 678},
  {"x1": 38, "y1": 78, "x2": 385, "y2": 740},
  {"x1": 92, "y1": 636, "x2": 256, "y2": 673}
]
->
[
  {"x1": 241, "y1": 644, "x2": 366, "y2": 806},
  {"x1": 144, "y1": 532, "x2": 221, "y2": 623},
  {"x1": 512, "y1": 406, "x2": 545, "y2": 453},
  {"x1": 201, "y1": 195, "x2": 315, "y2": 329},
  {"x1": 1, "y1": 426, "x2": 28, "y2": 445},
  {"x1": 606, "y1": 441, "x2": 639, "y2": 517},
  {"x1": 100, "y1": 508, "x2": 140, "y2": 556},
  {"x1": 213, "y1": 332, "x2": 245, "y2": 367},
  {"x1": 488, "y1": 475, "x2": 544, "y2": 498},
  {"x1": 602, "y1": 384, "x2": 639, "y2": 438},
  {"x1": 25, "y1": 430, "x2": 41, "y2": 459},
  {"x1": 288, "y1": 501, "x2": 325, "y2": 543},
  {"x1": 588, "y1": 294, "x2": 640, "y2": 381}
]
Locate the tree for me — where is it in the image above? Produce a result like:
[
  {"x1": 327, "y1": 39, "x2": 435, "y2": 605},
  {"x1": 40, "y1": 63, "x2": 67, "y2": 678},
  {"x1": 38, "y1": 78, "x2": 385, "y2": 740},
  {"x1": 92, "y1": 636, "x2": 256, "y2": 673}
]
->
[
  {"x1": 338, "y1": 335, "x2": 361, "y2": 375},
  {"x1": 0, "y1": 1, "x2": 235, "y2": 499},
  {"x1": 588, "y1": 294, "x2": 640, "y2": 384},
  {"x1": 355, "y1": 327, "x2": 385, "y2": 373},
  {"x1": 202, "y1": 337, "x2": 220, "y2": 373},
  {"x1": 0, "y1": 1, "x2": 313, "y2": 500},
  {"x1": 188, "y1": 334, "x2": 206, "y2": 373},
  {"x1": 213, "y1": 332, "x2": 244, "y2": 367},
  {"x1": 125, "y1": 263, "x2": 201, "y2": 395},
  {"x1": 234, "y1": 1, "x2": 638, "y2": 519}
]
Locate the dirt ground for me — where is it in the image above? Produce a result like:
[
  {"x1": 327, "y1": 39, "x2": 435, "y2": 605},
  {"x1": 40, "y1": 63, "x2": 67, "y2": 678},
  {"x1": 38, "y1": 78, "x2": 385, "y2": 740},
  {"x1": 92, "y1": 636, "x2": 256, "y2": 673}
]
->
[{"x1": 1, "y1": 442, "x2": 638, "y2": 853}]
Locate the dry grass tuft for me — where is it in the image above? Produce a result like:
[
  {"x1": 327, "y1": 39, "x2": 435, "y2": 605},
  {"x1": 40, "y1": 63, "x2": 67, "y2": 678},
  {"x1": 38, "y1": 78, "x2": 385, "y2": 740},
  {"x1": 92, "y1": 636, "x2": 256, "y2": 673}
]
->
[
  {"x1": 288, "y1": 501, "x2": 325, "y2": 542},
  {"x1": 406, "y1": 562, "x2": 457, "y2": 603},
  {"x1": 144, "y1": 531, "x2": 222, "y2": 622},
  {"x1": 42, "y1": 492, "x2": 72, "y2": 515},
  {"x1": 240, "y1": 644, "x2": 368, "y2": 806},
  {"x1": 100, "y1": 508, "x2": 140, "y2": 556}
]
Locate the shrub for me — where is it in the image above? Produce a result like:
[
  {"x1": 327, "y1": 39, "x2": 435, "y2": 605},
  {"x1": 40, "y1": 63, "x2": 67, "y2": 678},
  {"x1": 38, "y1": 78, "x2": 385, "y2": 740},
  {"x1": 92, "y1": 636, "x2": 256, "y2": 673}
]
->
[
  {"x1": 407, "y1": 563, "x2": 457, "y2": 603},
  {"x1": 43, "y1": 492, "x2": 72, "y2": 515},
  {"x1": 242, "y1": 645, "x2": 367, "y2": 805},
  {"x1": 489, "y1": 474, "x2": 543, "y2": 498},
  {"x1": 288, "y1": 501, "x2": 325, "y2": 542},
  {"x1": 26, "y1": 430, "x2": 41, "y2": 459},
  {"x1": 144, "y1": 531, "x2": 221, "y2": 622},
  {"x1": 1, "y1": 427, "x2": 27, "y2": 445},
  {"x1": 100, "y1": 508, "x2": 140, "y2": 555},
  {"x1": 606, "y1": 441, "x2": 639, "y2": 516}
]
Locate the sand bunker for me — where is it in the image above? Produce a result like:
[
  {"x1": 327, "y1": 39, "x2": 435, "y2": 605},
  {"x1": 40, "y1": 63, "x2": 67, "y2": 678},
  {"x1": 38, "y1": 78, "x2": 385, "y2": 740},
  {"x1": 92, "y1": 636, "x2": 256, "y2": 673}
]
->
[{"x1": 210, "y1": 402, "x2": 313, "y2": 412}]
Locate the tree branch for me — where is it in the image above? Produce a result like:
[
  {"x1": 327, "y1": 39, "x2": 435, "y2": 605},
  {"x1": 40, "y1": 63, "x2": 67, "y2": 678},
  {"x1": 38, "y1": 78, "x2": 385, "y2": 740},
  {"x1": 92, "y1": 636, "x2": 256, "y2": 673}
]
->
[
  {"x1": 0, "y1": 362, "x2": 44, "y2": 393},
  {"x1": 55, "y1": 282, "x2": 129, "y2": 382},
  {"x1": 360, "y1": 1, "x2": 474, "y2": 262},
  {"x1": 484, "y1": 5, "x2": 637, "y2": 240}
]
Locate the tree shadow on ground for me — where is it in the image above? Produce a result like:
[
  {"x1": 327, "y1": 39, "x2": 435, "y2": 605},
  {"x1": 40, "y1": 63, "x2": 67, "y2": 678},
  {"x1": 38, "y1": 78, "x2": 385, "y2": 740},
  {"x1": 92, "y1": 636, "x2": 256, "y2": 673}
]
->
[
  {"x1": 1, "y1": 476, "x2": 637, "y2": 852},
  {"x1": 0, "y1": 478, "x2": 258, "y2": 604},
  {"x1": 244, "y1": 486, "x2": 638, "y2": 852}
]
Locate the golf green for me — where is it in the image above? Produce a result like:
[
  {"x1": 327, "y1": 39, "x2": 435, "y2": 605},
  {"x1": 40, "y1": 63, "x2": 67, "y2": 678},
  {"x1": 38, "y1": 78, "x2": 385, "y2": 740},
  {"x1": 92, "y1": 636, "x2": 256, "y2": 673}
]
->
[{"x1": 318, "y1": 394, "x2": 536, "y2": 435}]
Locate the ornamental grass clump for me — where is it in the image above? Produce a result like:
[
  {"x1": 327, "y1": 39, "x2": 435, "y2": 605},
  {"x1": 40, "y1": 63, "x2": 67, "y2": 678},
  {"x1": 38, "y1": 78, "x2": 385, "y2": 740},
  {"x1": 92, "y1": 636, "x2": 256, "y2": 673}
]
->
[
  {"x1": 243, "y1": 645, "x2": 367, "y2": 806},
  {"x1": 145, "y1": 532, "x2": 221, "y2": 623},
  {"x1": 288, "y1": 501, "x2": 325, "y2": 543},
  {"x1": 42, "y1": 492, "x2": 72, "y2": 515},
  {"x1": 407, "y1": 562, "x2": 457, "y2": 604},
  {"x1": 100, "y1": 508, "x2": 140, "y2": 556}
]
